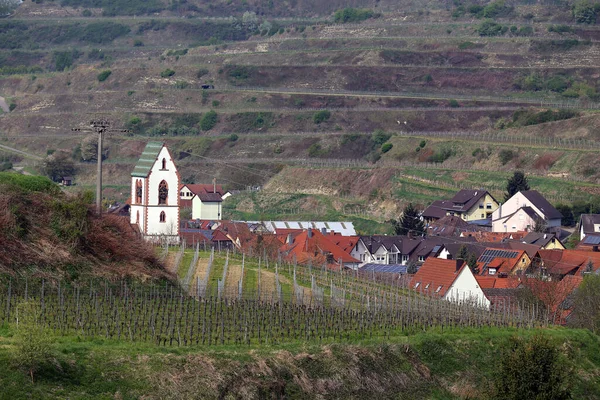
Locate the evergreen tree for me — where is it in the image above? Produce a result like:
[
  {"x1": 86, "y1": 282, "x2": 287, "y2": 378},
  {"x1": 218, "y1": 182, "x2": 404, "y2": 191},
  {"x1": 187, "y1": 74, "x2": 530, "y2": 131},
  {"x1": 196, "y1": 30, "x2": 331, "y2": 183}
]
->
[
  {"x1": 505, "y1": 170, "x2": 530, "y2": 201},
  {"x1": 467, "y1": 252, "x2": 480, "y2": 274},
  {"x1": 393, "y1": 203, "x2": 425, "y2": 235},
  {"x1": 457, "y1": 245, "x2": 469, "y2": 261}
]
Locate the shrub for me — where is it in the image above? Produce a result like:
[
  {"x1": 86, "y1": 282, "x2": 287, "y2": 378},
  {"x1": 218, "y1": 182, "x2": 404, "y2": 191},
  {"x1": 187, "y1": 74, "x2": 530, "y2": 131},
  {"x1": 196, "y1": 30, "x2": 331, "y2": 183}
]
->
[
  {"x1": 415, "y1": 147, "x2": 421, "y2": 152},
  {"x1": 79, "y1": 22, "x2": 131, "y2": 44},
  {"x1": 174, "y1": 80, "x2": 189, "y2": 89},
  {"x1": 572, "y1": 0, "x2": 599, "y2": 24},
  {"x1": 212, "y1": 100, "x2": 220, "y2": 107},
  {"x1": 53, "y1": 49, "x2": 82, "y2": 71},
  {"x1": 477, "y1": 20, "x2": 508, "y2": 36},
  {"x1": 97, "y1": 70, "x2": 112, "y2": 82},
  {"x1": 160, "y1": 68, "x2": 175, "y2": 78},
  {"x1": 372, "y1": 130, "x2": 392, "y2": 146},
  {"x1": 333, "y1": 8, "x2": 378, "y2": 23},
  {"x1": 495, "y1": 335, "x2": 571, "y2": 400},
  {"x1": 227, "y1": 65, "x2": 255, "y2": 81},
  {"x1": 482, "y1": 0, "x2": 513, "y2": 18},
  {"x1": 427, "y1": 147, "x2": 455, "y2": 163},
  {"x1": 200, "y1": 110, "x2": 217, "y2": 131},
  {"x1": 548, "y1": 24, "x2": 574, "y2": 33},
  {"x1": 229, "y1": 133, "x2": 238, "y2": 142},
  {"x1": 510, "y1": 109, "x2": 579, "y2": 127},
  {"x1": 458, "y1": 41, "x2": 476, "y2": 49},
  {"x1": 196, "y1": 68, "x2": 209, "y2": 78},
  {"x1": 448, "y1": 99, "x2": 460, "y2": 108},
  {"x1": 0, "y1": 173, "x2": 58, "y2": 194},
  {"x1": 381, "y1": 143, "x2": 393, "y2": 153},
  {"x1": 313, "y1": 110, "x2": 331, "y2": 124},
  {"x1": 166, "y1": 48, "x2": 188, "y2": 57},
  {"x1": 308, "y1": 143, "x2": 327, "y2": 157},
  {"x1": 419, "y1": 140, "x2": 427, "y2": 148},
  {"x1": 499, "y1": 149, "x2": 515, "y2": 165},
  {"x1": 82, "y1": 9, "x2": 92, "y2": 17},
  {"x1": 133, "y1": 40, "x2": 144, "y2": 47},
  {"x1": 9, "y1": 102, "x2": 16, "y2": 111}
]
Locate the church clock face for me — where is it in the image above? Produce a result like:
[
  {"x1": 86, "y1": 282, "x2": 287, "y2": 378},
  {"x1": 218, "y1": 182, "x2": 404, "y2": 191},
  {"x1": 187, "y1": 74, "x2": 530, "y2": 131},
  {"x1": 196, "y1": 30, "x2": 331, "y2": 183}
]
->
[{"x1": 158, "y1": 180, "x2": 168, "y2": 205}]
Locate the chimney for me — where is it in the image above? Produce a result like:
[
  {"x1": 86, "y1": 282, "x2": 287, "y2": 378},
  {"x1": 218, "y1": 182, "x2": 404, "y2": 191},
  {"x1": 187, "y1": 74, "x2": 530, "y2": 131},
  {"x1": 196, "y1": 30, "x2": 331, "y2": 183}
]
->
[
  {"x1": 456, "y1": 258, "x2": 463, "y2": 272},
  {"x1": 213, "y1": 177, "x2": 216, "y2": 193},
  {"x1": 307, "y1": 228, "x2": 313, "y2": 238},
  {"x1": 499, "y1": 203, "x2": 502, "y2": 219},
  {"x1": 321, "y1": 227, "x2": 327, "y2": 235},
  {"x1": 594, "y1": 245, "x2": 599, "y2": 252},
  {"x1": 287, "y1": 233, "x2": 293, "y2": 245}
]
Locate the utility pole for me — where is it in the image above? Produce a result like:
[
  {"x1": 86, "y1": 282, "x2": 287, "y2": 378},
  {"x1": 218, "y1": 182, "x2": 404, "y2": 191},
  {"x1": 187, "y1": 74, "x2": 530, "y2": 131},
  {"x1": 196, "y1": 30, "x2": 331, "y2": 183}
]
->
[{"x1": 72, "y1": 119, "x2": 130, "y2": 216}]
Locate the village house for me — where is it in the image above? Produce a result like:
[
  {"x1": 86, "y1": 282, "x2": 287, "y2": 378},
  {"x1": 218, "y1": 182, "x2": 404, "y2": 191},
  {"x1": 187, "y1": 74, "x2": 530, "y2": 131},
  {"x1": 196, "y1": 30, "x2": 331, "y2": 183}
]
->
[
  {"x1": 130, "y1": 142, "x2": 180, "y2": 243},
  {"x1": 529, "y1": 249, "x2": 600, "y2": 279},
  {"x1": 579, "y1": 214, "x2": 600, "y2": 240},
  {"x1": 422, "y1": 189, "x2": 499, "y2": 224},
  {"x1": 179, "y1": 182, "x2": 225, "y2": 220},
  {"x1": 519, "y1": 232, "x2": 565, "y2": 250},
  {"x1": 492, "y1": 190, "x2": 562, "y2": 232},
  {"x1": 411, "y1": 258, "x2": 490, "y2": 309},
  {"x1": 476, "y1": 248, "x2": 531, "y2": 276},
  {"x1": 351, "y1": 235, "x2": 445, "y2": 266}
]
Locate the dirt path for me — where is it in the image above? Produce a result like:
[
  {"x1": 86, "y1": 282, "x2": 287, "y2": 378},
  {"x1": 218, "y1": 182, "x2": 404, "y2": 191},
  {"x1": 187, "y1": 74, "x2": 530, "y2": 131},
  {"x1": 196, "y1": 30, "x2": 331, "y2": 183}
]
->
[
  {"x1": 193, "y1": 258, "x2": 211, "y2": 281},
  {"x1": 224, "y1": 264, "x2": 243, "y2": 297},
  {"x1": 164, "y1": 253, "x2": 179, "y2": 274},
  {"x1": 0, "y1": 96, "x2": 8, "y2": 113}
]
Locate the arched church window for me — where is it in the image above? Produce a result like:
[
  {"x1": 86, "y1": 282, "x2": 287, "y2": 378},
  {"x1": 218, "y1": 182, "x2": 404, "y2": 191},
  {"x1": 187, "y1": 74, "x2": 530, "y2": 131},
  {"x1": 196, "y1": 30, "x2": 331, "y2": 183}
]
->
[
  {"x1": 158, "y1": 180, "x2": 168, "y2": 205},
  {"x1": 135, "y1": 179, "x2": 142, "y2": 204},
  {"x1": 162, "y1": 158, "x2": 167, "y2": 170},
  {"x1": 159, "y1": 211, "x2": 166, "y2": 223},
  {"x1": 136, "y1": 210, "x2": 140, "y2": 224}
]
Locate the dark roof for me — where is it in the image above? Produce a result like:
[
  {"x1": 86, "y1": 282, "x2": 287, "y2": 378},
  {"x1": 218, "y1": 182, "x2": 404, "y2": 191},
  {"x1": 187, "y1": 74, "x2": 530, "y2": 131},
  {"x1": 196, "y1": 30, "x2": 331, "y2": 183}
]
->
[
  {"x1": 359, "y1": 264, "x2": 408, "y2": 274},
  {"x1": 427, "y1": 215, "x2": 473, "y2": 236},
  {"x1": 197, "y1": 192, "x2": 223, "y2": 202},
  {"x1": 442, "y1": 242, "x2": 485, "y2": 260},
  {"x1": 443, "y1": 189, "x2": 492, "y2": 212},
  {"x1": 132, "y1": 142, "x2": 163, "y2": 177},
  {"x1": 422, "y1": 200, "x2": 452, "y2": 219},
  {"x1": 521, "y1": 190, "x2": 562, "y2": 220},
  {"x1": 580, "y1": 214, "x2": 600, "y2": 235},
  {"x1": 521, "y1": 232, "x2": 558, "y2": 247}
]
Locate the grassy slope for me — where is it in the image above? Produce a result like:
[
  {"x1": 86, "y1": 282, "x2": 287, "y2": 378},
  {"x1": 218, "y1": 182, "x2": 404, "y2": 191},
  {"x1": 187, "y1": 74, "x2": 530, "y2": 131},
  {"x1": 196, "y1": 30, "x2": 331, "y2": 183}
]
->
[{"x1": 0, "y1": 325, "x2": 598, "y2": 399}]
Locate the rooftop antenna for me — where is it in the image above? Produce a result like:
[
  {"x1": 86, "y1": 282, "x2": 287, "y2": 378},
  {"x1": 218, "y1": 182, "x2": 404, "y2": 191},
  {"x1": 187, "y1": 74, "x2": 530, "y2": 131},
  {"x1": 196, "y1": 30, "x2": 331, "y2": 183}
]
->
[{"x1": 72, "y1": 119, "x2": 130, "y2": 216}]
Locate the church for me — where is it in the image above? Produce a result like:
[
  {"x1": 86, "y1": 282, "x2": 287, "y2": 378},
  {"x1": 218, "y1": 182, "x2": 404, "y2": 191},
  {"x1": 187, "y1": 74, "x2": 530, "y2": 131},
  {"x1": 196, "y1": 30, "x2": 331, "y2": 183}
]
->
[{"x1": 130, "y1": 142, "x2": 180, "y2": 243}]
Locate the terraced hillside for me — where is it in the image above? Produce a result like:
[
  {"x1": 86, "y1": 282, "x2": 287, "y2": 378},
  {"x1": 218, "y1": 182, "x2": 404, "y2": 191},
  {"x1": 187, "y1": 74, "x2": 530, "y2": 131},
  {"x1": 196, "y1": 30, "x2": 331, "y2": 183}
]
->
[{"x1": 2, "y1": 0, "x2": 600, "y2": 228}]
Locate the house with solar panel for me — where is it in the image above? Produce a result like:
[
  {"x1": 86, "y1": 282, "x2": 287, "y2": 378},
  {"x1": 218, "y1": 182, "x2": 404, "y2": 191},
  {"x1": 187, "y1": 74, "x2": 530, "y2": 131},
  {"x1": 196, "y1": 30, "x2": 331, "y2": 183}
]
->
[
  {"x1": 492, "y1": 190, "x2": 562, "y2": 233},
  {"x1": 352, "y1": 235, "x2": 445, "y2": 267},
  {"x1": 476, "y1": 248, "x2": 531, "y2": 276},
  {"x1": 579, "y1": 214, "x2": 600, "y2": 242},
  {"x1": 411, "y1": 258, "x2": 490, "y2": 309},
  {"x1": 422, "y1": 189, "x2": 499, "y2": 224},
  {"x1": 130, "y1": 142, "x2": 180, "y2": 243}
]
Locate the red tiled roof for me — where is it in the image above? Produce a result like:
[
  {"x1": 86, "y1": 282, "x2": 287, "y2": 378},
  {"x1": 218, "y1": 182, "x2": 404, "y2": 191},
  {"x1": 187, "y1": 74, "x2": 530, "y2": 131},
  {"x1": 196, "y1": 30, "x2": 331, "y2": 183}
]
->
[
  {"x1": 411, "y1": 258, "x2": 467, "y2": 297},
  {"x1": 328, "y1": 235, "x2": 359, "y2": 254},
  {"x1": 477, "y1": 248, "x2": 527, "y2": 275},
  {"x1": 282, "y1": 229, "x2": 360, "y2": 267},
  {"x1": 538, "y1": 249, "x2": 600, "y2": 276},
  {"x1": 476, "y1": 276, "x2": 521, "y2": 289}
]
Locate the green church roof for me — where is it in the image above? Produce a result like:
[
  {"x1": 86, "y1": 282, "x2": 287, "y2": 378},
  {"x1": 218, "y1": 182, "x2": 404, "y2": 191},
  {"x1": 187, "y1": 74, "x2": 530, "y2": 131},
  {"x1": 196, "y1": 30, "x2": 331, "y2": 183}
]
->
[{"x1": 131, "y1": 142, "x2": 163, "y2": 177}]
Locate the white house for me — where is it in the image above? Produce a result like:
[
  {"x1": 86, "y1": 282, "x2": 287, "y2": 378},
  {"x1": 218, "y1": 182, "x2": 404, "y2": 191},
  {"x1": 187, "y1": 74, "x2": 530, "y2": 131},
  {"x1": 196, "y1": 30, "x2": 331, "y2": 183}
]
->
[
  {"x1": 492, "y1": 190, "x2": 562, "y2": 233},
  {"x1": 579, "y1": 214, "x2": 600, "y2": 240},
  {"x1": 130, "y1": 142, "x2": 180, "y2": 243},
  {"x1": 411, "y1": 258, "x2": 490, "y2": 309},
  {"x1": 179, "y1": 183, "x2": 224, "y2": 220}
]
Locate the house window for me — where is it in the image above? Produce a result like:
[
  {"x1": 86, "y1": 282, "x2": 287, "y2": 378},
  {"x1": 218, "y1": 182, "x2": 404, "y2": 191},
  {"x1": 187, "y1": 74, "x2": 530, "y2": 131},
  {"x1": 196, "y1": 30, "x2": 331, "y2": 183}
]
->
[
  {"x1": 486, "y1": 203, "x2": 492, "y2": 209},
  {"x1": 425, "y1": 283, "x2": 430, "y2": 289},
  {"x1": 158, "y1": 180, "x2": 168, "y2": 205},
  {"x1": 522, "y1": 258, "x2": 525, "y2": 263},
  {"x1": 161, "y1": 158, "x2": 167, "y2": 170},
  {"x1": 418, "y1": 256, "x2": 425, "y2": 262},
  {"x1": 180, "y1": 191, "x2": 184, "y2": 197},
  {"x1": 479, "y1": 203, "x2": 484, "y2": 209},
  {"x1": 402, "y1": 255, "x2": 409, "y2": 262},
  {"x1": 489, "y1": 268, "x2": 497, "y2": 275},
  {"x1": 414, "y1": 282, "x2": 420, "y2": 289},
  {"x1": 135, "y1": 179, "x2": 142, "y2": 204},
  {"x1": 159, "y1": 211, "x2": 166, "y2": 223},
  {"x1": 435, "y1": 285, "x2": 443, "y2": 293},
  {"x1": 481, "y1": 213, "x2": 485, "y2": 218}
]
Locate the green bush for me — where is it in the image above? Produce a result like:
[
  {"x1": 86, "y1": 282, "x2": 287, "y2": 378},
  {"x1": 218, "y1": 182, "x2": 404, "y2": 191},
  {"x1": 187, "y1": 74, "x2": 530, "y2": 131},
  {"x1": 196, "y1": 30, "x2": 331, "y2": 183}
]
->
[
  {"x1": 477, "y1": 20, "x2": 508, "y2": 36},
  {"x1": 381, "y1": 143, "x2": 393, "y2": 153},
  {"x1": 79, "y1": 22, "x2": 131, "y2": 44},
  {"x1": 229, "y1": 133, "x2": 239, "y2": 142},
  {"x1": 133, "y1": 40, "x2": 144, "y2": 47},
  {"x1": 53, "y1": 50, "x2": 83, "y2": 71},
  {"x1": 510, "y1": 109, "x2": 579, "y2": 127},
  {"x1": 419, "y1": 140, "x2": 427, "y2": 148},
  {"x1": 308, "y1": 143, "x2": 327, "y2": 157},
  {"x1": 498, "y1": 149, "x2": 515, "y2": 165},
  {"x1": 200, "y1": 110, "x2": 217, "y2": 131},
  {"x1": 0, "y1": 173, "x2": 58, "y2": 193},
  {"x1": 448, "y1": 99, "x2": 460, "y2": 108},
  {"x1": 82, "y1": 9, "x2": 92, "y2": 17},
  {"x1": 160, "y1": 68, "x2": 175, "y2": 78},
  {"x1": 9, "y1": 102, "x2": 16, "y2": 112},
  {"x1": 372, "y1": 130, "x2": 392, "y2": 146},
  {"x1": 226, "y1": 65, "x2": 255, "y2": 81},
  {"x1": 174, "y1": 80, "x2": 189, "y2": 89},
  {"x1": 333, "y1": 8, "x2": 378, "y2": 23},
  {"x1": 458, "y1": 41, "x2": 477, "y2": 49},
  {"x1": 427, "y1": 147, "x2": 455, "y2": 163},
  {"x1": 166, "y1": 48, "x2": 188, "y2": 57},
  {"x1": 313, "y1": 110, "x2": 331, "y2": 124},
  {"x1": 97, "y1": 70, "x2": 112, "y2": 82},
  {"x1": 482, "y1": 0, "x2": 513, "y2": 18},
  {"x1": 572, "y1": 0, "x2": 599, "y2": 24},
  {"x1": 212, "y1": 100, "x2": 220, "y2": 107},
  {"x1": 548, "y1": 24, "x2": 574, "y2": 33},
  {"x1": 495, "y1": 335, "x2": 571, "y2": 400}
]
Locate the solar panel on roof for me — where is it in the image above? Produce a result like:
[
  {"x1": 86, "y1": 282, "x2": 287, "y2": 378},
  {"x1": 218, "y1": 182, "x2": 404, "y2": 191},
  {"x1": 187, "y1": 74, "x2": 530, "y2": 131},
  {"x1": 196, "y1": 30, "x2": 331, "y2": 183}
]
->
[{"x1": 584, "y1": 235, "x2": 600, "y2": 245}]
